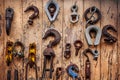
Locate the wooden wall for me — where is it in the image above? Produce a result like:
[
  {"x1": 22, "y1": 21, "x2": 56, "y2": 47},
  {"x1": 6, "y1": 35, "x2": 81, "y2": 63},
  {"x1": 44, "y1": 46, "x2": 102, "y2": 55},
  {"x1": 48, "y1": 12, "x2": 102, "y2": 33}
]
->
[{"x1": 0, "y1": 0, "x2": 119, "y2": 80}]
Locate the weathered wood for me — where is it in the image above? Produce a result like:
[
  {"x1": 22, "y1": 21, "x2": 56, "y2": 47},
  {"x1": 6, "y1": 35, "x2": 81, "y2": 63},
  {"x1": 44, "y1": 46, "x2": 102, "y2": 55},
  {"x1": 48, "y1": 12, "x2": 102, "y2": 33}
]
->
[
  {"x1": 0, "y1": 0, "x2": 5, "y2": 80},
  {"x1": 117, "y1": 0, "x2": 120, "y2": 79},
  {"x1": 42, "y1": 0, "x2": 63, "y2": 80},
  {"x1": 100, "y1": 0, "x2": 118, "y2": 80},
  {"x1": 84, "y1": 0, "x2": 101, "y2": 80},
  {"x1": 4, "y1": 0, "x2": 23, "y2": 80},
  {"x1": 0, "y1": 0, "x2": 119, "y2": 80},
  {"x1": 22, "y1": 0, "x2": 42, "y2": 80},
  {"x1": 63, "y1": 0, "x2": 84, "y2": 80}
]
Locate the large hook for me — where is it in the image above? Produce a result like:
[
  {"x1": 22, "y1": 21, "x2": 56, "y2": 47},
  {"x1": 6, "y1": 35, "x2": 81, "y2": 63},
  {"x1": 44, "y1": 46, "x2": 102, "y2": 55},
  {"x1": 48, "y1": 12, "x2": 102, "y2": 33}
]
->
[
  {"x1": 85, "y1": 25, "x2": 102, "y2": 46},
  {"x1": 24, "y1": 5, "x2": 39, "y2": 25},
  {"x1": 102, "y1": 25, "x2": 117, "y2": 44},
  {"x1": 43, "y1": 29, "x2": 61, "y2": 47},
  {"x1": 45, "y1": 0, "x2": 59, "y2": 22}
]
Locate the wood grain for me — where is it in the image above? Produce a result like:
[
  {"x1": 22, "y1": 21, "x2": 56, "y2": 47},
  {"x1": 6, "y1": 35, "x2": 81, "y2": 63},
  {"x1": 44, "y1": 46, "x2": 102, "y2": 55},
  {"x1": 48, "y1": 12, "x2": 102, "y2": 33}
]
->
[
  {"x1": 0, "y1": 0, "x2": 119, "y2": 80},
  {"x1": 100, "y1": 0, "x2": 118, "y2": 80},
  {"x1": 84, "y1": 0, "x2": 101, "y2": 80},
  {"x1": 0, "y1": 0, "x2": 5, "y2": 80}
]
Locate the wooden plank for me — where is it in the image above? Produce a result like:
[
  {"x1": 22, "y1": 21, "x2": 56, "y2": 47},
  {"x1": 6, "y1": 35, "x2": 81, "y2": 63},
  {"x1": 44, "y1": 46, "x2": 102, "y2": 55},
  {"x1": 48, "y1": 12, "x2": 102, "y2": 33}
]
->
[
  {"x1": 0, "y1": 0, "x2": 5, "y2": 80},
  {"x1": 22, "y1": 0, "x2": 42, "y2": 80},
  {"x1": 35, "y1": 0, "x2": 43, "y2": 80},
  {"x1": 63, "y1": 0, "x2": 84, "y2": 80},
  {"x1": 4, "y1": 0, "x2": 23, "y2": 80},
  {"x1": 117, "y1": 0, "x2": 120, "y2": 79},
  {"x1": 83, "y1": 0, "x2": 101, "y2": 80},
  {"x1": 100, "y1": 0, "x2": 118, "y2": 80},
  {"x1": 42, "y1": 0, "x2": 63, "y2": 80}
]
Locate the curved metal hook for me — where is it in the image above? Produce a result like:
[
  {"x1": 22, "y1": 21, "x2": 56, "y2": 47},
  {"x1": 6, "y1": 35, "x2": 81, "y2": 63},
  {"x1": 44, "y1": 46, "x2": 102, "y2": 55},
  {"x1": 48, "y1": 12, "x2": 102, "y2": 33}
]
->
[
  {"x1": 85, "y1": 25, "x2": 102, "y2": 46},
  {"x1": 66, "y1": 64, "x2": 81, "y2": 80},
  {"x1": 102, "y1": 25, "x2": 117, "y2": 43},
  {"x1": 83, "y1": 48, "x2": 99, "y2": 61},
  {"x1": 24, "y1": 5, "x2": 39, "y2": 25},
  {"x1": 43, "y1": 29, "x2": 61, "y2": 47}
]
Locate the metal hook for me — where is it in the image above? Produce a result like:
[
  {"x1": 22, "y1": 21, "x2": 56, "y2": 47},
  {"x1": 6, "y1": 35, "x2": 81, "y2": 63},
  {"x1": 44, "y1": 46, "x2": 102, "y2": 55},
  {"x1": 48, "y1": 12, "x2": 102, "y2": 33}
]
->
[
  {"x1": 85, "y1": 25, "x2": 102, "y2": 46},
  {"x1": 83, "y1": 48, "x2": 99, "y2": 61},
  {"x1": 24, "y1": 5, "x2": 39, "y2": 25},
  {"x1": 43, "y1": 28, "x2": 61, "y2": 47},
  {"x1": 66, "y1": 64, "x2": 81, "y2": 80},
  {"x1": 102, "y1": 25, "x2": 117, "y2": 44}
]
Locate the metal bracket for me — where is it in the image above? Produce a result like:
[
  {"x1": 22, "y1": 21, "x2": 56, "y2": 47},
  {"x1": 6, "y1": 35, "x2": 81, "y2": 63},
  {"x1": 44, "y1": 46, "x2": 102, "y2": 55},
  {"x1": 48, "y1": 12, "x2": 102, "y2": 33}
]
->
[
  {"x1": 85, "y1": 25, "x2": 102, "y2": 46},
  {"x1": 45, "y1": 0, "x2": 59, "y2": 22},
  {"x1": 70, "y1": 4, "x2": 79, "y2": 23}
]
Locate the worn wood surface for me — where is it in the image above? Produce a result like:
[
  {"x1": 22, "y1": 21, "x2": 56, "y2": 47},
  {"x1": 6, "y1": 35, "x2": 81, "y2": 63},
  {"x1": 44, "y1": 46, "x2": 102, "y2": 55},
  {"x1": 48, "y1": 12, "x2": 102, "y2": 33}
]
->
[{"x1": 0, "y1": 0, "x2": 119, "y2": 80}]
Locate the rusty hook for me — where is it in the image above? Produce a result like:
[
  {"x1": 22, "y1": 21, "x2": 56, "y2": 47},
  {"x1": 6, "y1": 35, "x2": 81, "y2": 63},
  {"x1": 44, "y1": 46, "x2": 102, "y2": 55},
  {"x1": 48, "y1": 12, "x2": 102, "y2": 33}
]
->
[
  {"x1": 102, "y1": 25, "x2": 117, "y2": 44},
  {"x1": 24, "y1": 5, "x2": 39, "y2": 25},
  {"x1": 43, "y1": 29, "x2": 61, "y2": 47}
]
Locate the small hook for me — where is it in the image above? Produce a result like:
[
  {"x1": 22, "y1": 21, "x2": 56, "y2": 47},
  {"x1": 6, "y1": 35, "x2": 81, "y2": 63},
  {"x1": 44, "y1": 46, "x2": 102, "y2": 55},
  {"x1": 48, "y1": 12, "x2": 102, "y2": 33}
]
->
[
  {"x1": 83, "y1": 48, "x2": 99, "y2": 61},
  {"x1": 24, "y1": 5, "x2": 39, "y2": 25}
]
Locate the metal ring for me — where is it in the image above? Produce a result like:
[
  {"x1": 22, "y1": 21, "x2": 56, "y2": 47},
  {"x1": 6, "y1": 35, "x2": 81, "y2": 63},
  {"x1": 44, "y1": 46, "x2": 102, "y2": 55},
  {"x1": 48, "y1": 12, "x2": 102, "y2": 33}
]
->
[
  {"x1": 13, "y1": 41, "x2": 25, "y2": 58},
  {"x1": 84, "y1": 6, "x2": 101, "y2": 24},
  {"x1": 71, "y1": 5, "x2": 78, "y2": 12}
]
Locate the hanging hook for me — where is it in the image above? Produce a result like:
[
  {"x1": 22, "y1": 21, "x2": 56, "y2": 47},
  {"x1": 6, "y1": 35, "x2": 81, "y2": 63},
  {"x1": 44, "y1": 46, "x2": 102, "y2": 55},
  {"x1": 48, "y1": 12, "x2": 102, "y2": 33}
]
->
[
  {"x1": 43, "y1": 28, "x2": 61, "y2": 47},
  {"x1": 24, "y1": 5, "x2": 39, "y2": 25},
  {"x1": 102, "y1": 25, "x2": 117, "y2": 44}
]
